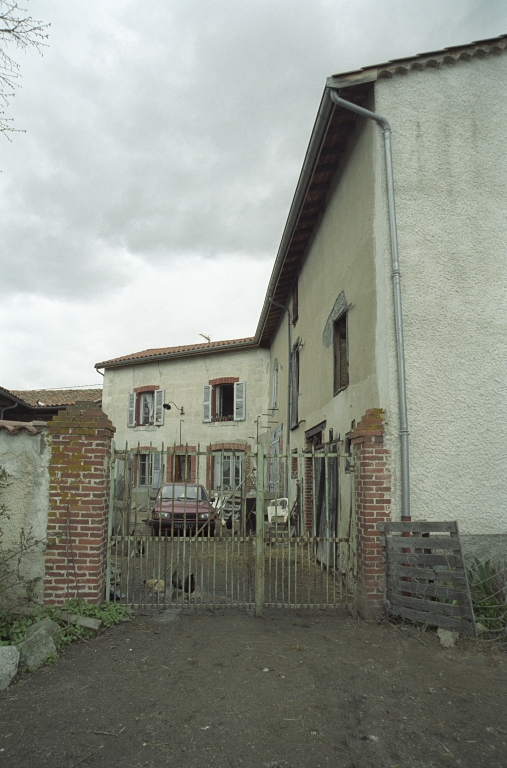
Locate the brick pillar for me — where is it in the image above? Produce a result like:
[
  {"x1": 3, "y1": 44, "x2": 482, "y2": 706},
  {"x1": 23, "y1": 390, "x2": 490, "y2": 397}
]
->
[
  {"x1": 44, "y1": 402, "x2": 115, "y2": 605},
  {"x1": 303, "y1": 455, "x2": 314, "y2": 533},
  {"x1": 351, "y1": 408, "x2": 391, "y2": 615}
]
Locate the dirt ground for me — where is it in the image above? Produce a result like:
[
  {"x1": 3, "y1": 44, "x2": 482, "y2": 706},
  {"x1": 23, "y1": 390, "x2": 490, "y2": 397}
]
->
[{"x1": 1, "y1": 608, "x2": 506, "y2": 768}]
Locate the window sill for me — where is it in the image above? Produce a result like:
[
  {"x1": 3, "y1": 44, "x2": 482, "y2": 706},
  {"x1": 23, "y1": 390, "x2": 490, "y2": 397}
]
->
[
  {"x1": 333, "y1": 385, "x2": 349, "y2": 397},
  {"x1": 207, "y1": 421, "x2": 239, "y2": 427}
]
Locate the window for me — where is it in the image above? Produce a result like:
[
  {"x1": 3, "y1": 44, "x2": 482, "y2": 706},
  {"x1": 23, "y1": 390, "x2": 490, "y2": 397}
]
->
[
  {"x1": 271, "y1": 359, "x2": 278, "y2": 413},
  {"x1": 138, "y1": 453, "x2": 162, "y2": 488},
  {"x1": 268, "y1": 426, "x2": 282, "y2": 494},
  {"x1": 174, "y1": 454, "x2": 191, "y2": 482},
  {"x1": 292, "y1": 280, "x2": 299, "y2": 326},
  {"x1": 161, "y1": 484, "x2": 207, "y2": 501},
  {"x1": 290, "y1": 340, "x2": 300, "y2": 429},
  {"x1": 213, "y1": 451, "x2": 243, "y2": 490},
  {"x1": 333, "y1": 313, "x2": 348, "y2": 395},
  {"x1": 202, "y1": 380, "x2": 246, "y2": 422},
  {"x1": 127, "y1": 389, "x2": 165, "y2": 427},
  {"x1": 139, "y1": 392, "x2": 154, "y2": 425},
  {"x1": 215, "y1": 383, "x2": 234, "y2": 419}
]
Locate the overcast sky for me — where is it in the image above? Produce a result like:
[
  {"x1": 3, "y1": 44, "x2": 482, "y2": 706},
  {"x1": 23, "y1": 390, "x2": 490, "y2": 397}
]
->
[{"x1": 1, "y1": 0, "x2": 505, "y2": 390}]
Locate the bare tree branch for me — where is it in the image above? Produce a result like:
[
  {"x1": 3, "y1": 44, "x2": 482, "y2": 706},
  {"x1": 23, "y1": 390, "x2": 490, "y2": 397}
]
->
[{"x1": 0, "y1": 1, "x2": 50, "y2": 139}]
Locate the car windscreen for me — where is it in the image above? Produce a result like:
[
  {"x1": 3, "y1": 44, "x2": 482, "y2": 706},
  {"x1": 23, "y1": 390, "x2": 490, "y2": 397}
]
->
[{"x1": 161, "y1": 485, "x2": 206, "y2": 501}]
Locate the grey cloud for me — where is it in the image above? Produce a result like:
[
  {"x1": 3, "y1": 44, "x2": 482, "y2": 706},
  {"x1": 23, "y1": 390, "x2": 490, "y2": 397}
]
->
[{"x1": 0, "y1": 1, "x2": 504, "y2": 315}]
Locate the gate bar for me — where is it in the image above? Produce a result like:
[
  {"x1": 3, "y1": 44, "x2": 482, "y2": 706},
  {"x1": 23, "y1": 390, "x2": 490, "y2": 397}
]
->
[{"x1": 255, "y1": 444, "x2": 265, "y2": 617}]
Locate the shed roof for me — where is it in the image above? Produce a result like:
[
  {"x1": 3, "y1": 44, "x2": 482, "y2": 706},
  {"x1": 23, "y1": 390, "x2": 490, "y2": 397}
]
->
[{"x1": 1, "y1": 386, "x2": 102, "y2": 408}]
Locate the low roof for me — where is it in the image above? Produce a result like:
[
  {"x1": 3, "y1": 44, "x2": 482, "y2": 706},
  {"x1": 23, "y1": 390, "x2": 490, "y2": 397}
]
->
[
  {"x1": 95, "y1": 338, "x2": 256, "y2": 370},
  {"x1": 1, "y1": 386, "x2": 102, "y2": 409}
]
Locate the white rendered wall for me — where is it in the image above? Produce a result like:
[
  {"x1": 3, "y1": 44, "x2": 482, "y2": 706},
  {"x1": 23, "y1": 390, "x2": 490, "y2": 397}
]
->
[
  {"x1": 102, "y1": 347, "x2": 270, "y2": 485},
  {"x1": 0, "y1": 428, "x2": 51, "y2": 602},
  {"x1": 374, "y1": 51, "x2": 507, "y2": 535}
]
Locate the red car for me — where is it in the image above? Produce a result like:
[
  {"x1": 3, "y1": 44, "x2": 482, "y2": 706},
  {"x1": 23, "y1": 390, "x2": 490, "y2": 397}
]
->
[{"x1": 150, "y1": 483, "x2": 215, "y2": 536}]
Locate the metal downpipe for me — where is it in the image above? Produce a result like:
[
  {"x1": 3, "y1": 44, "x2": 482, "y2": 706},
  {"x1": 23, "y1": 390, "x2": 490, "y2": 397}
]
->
[
  {"x1": 269, "y1": 298, "x2": 291, "y2": 498},
  {"x1": 329, "y1": 89, "x2": 410, "y2": 521}
]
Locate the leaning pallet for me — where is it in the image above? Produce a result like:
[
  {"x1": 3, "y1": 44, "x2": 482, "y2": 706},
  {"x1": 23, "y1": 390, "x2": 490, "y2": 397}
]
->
[{"x1": 377, "y1": 521, "x2": 476, "y2": 636}]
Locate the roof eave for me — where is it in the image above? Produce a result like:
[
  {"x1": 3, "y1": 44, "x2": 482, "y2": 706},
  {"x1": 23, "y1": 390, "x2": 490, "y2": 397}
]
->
[
  {"x1": 254, "y1": 80, "x2": 363, "y2": 345},
  {"x1": 95, "y1": 339, "x2": 260, "y2": 370}
]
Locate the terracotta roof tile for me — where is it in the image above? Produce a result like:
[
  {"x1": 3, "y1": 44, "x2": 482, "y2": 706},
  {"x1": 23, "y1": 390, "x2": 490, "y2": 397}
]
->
[
  {"x1": 8, "y1": 388, "x2": 102, "y2": 408},
  {"x1": 96, "y1": 338, "x2": 256, "y2": 368}
]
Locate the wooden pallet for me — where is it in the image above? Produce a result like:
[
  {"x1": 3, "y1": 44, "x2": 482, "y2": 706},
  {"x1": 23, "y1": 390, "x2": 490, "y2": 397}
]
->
[{"x1": 378, "y1": 521, "x2": 476, "y2": 636}]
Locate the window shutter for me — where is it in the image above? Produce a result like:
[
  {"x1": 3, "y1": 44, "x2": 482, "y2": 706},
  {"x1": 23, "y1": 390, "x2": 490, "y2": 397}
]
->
[
  {"x1": 234, "y1": 381, "x2": 246, "y2": 421},
  {"x1": 152, "y1": 452, "x2": 162, "y2": 488},
  {"x1": 290, "y1": 345, "x2": 299, "y2": 428},
  {"x1": 202, "y1": 385, "x2": 212, "y2": 422},
  {"x1": 127, "y1": 393, "x2": 136, "y2": 427},
  {"x1": 271, "y1": 360, "x2": 278, "y2": 411},
  {"x1": 154, "y1": 389, "x2": 165, "y2": 425}
]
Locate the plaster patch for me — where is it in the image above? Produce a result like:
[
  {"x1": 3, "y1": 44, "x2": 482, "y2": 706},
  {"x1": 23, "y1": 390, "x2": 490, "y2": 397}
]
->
[{"x1": 322, "y1": 291, "x2": 348, "y2": 347}]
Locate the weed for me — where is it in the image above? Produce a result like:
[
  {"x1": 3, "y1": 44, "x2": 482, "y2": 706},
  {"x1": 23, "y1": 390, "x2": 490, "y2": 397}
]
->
[{"x1": 467, "y1": 558, "x2": 507, "y2": 632}]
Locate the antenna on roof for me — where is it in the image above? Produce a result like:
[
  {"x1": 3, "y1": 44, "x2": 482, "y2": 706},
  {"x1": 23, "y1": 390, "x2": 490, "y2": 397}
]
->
[{"x1": 199, "y1": 334, "x2": 211, "y2": 343}]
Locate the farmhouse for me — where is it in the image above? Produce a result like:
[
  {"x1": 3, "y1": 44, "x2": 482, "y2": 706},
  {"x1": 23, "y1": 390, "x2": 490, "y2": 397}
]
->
[{"x1": 97, "y1": 35, "x2": 507, "y2": 609}]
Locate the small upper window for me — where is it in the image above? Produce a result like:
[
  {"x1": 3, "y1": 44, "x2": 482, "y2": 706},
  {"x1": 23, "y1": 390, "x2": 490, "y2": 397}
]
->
[
  {"x1": 333, "y1": 313, "x2": 349, "y2": 395},
  {"x1": 290, "y1": 340, "x2": 300, "y2": 429},
  {"x1": 292, "y1": 280, "x2": 299, "y2": 326},
  {"x1": 271, "y1": 359, "x2": 278, "y2": 413},
  {"x1": 202, "y1": 381, "x2": 246, "y2": 423},
  {"x1": 127, "y1": 389, "x2": 165, "y2": 427}
]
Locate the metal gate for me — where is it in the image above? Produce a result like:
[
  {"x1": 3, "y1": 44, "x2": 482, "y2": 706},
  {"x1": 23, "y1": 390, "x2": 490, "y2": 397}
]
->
[{"x1": 106, "y1": 443, "x2": 356, "y2": 613}]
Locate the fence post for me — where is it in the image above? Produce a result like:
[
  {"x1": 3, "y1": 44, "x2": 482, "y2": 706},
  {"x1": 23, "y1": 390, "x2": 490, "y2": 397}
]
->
[
  {"x1": 105, "y1": 440, "x2": 116, "y2": 602},
  {"x1": 255, "y1": 444, "x2": 265, "y2": 617}
]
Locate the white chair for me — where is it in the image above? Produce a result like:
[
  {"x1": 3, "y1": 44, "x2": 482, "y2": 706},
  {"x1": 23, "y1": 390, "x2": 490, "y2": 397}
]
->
[{"x1": 267, "y1": 497, "x2": 289, "y2": 524}]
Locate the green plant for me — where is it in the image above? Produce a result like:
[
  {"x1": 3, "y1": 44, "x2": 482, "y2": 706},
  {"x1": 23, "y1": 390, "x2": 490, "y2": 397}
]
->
[
  {"x1": 43, "y1": 651, "x2": 58, "y2": 666},
  {"x1": 60, "y1": 598, "x2": 132, "y2": 627},
  {"x1": 467, "y1": 558, "x2": 507, "y2": 632},
  {"x1": 0, "y1": 600, "x2": 132, "y2": 647}
]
